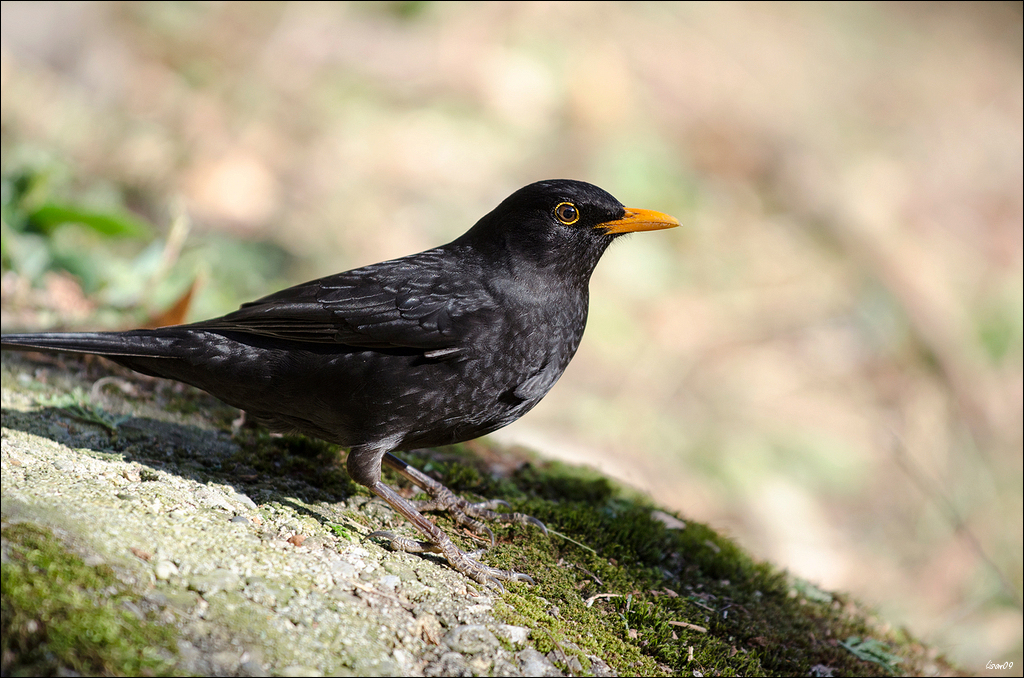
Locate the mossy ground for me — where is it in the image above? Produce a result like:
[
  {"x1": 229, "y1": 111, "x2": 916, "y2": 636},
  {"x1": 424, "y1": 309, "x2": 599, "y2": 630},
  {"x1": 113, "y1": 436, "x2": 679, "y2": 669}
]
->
[
  {"x1": 1, "y1": 523, "x2": 180, "y2": 677},
  {"x1": 385, "y1": 444, "x2": 957, "y2": 677},
  {"x1": 1, "y1": 352, "x2": 958, "y2": 676}
]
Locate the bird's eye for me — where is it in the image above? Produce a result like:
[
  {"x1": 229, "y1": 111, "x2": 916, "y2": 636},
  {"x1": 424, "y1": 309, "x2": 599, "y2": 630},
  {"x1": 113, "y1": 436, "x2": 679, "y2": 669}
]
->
[{"x1": 554, "y1": 202, "x2": 579, "y2": 225}]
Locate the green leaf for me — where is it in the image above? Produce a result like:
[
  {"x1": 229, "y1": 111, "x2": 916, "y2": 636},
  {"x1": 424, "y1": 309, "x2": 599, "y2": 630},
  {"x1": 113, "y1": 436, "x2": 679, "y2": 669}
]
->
[
  {"x1": 840, "y1": 636, "x2": 904, "y2": 675},
  {"x1": 37, "y1": 391, "x2": 130, "y2": 434},
  {"x1": 28, "y1": 203, "x2": 152, "y2": 239}
]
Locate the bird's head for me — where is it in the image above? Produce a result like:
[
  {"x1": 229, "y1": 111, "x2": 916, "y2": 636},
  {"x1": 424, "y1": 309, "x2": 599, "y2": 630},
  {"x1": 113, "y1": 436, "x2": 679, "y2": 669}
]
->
[{"x1": 458, "y1": 180, "x2": 679, "y2": 279}]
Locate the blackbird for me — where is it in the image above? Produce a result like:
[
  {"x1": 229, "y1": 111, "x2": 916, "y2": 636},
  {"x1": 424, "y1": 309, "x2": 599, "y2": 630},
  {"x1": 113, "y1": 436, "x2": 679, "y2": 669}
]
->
[{"x1": 0, "y1": 179, "x2": 679, "y2": 588}]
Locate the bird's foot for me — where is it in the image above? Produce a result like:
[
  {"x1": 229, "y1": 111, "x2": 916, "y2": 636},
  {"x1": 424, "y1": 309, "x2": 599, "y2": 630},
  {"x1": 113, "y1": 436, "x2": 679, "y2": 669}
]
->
[
  {"x1": 367, "y1": 529, "x2": 534, "y2": 592},
  {"x1": 383, "y1": 452, "x2": 546, "y2": 546},
  {"x1": 410, "y1": 495, "x2": 547, "y2": 546},
  {"x1": 363, "y1": 453, "x2": 544, "y2": 590}
]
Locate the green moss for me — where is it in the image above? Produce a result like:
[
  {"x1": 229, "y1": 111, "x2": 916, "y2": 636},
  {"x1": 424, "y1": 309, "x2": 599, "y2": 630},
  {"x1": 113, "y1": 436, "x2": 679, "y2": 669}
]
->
[
  {"x1": 334, "y1": 439, "x2": 952, "y2": 675},
  {"x1": 418, "y1": 440, "x2": 956, "y2": 677},
  {"x1": 1, "y1": 523, "x2": 179, "y2": 677}
]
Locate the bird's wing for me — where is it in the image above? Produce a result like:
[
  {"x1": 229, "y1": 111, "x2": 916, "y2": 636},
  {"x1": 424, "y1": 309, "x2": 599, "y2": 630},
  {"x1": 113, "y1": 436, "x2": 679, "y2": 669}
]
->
[{"x1": 194, "y1": 250, "x2": 495, "y2": 352}]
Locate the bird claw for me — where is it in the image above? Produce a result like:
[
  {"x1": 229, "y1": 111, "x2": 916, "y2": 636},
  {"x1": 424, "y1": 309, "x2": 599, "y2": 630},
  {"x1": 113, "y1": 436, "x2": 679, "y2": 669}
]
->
[
  {"x1": 383, "y1": 452, "x2": 547, "y2": 542},
  {"x1": 471, "y1": 498, "x2": 510, "y2": 510},
  {"x1": 366, "y1": 530, "x2": 440, "y2": 554},
  {"x1": 523, "y1": 515, "x2": 548, "y2": 536},
  {"x1": 368, "y1": 530, "x2": 532, "y2": 591},
  {"x1": 460, "y1": 499, "x2": 548, "y2": 536},
  {"x1": 512, "y1": 572, "x2": 536, "y2": 585},
  {"x1": 377, "y1": 453, "x2": 545, "y2": 587},
  {"x1": 459, "y1": 551, "x2": 533, "y2": 591},
  {"x1": 477, "y1": 568, "x2": 533, "y2": 592},
  {"x1": 407, "y1": 484, "x2": 547, "y2": 541}
]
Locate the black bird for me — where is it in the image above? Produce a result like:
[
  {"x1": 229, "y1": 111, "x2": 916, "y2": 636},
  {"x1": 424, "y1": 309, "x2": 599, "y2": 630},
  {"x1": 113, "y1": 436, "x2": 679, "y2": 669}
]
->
[{"x1": 0, "y1": 179, "x2": 679, "y2": 588}]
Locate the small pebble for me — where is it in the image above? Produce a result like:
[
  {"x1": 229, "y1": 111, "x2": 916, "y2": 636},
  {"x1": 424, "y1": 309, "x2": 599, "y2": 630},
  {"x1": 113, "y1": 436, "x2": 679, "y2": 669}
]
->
[{"x1": 155, "y1": 560, "x2": 179, "y2": 580}]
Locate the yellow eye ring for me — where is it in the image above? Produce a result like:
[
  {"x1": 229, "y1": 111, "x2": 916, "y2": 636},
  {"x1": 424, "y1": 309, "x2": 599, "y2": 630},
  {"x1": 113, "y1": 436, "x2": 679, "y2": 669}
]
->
[{"x1": 554, "y1": 202, "x2": 580, "y2": 225}]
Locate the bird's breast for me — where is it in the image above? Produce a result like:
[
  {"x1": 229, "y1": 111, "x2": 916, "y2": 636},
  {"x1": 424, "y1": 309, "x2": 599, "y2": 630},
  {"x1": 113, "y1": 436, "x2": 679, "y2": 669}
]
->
[{"x1": 460, "y1": 283, "x2": 588, "y2": 404}]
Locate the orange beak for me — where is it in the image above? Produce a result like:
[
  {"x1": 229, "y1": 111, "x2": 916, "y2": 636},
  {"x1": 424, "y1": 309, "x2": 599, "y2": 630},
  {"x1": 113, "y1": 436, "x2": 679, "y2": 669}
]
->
[{"x1": 598, "y1": 207, "x2": 680, "y2": 234}]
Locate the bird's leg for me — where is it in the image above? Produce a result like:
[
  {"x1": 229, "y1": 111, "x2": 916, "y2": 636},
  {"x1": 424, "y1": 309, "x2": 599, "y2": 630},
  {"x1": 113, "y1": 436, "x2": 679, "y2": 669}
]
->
[
  {"x1": 347, "y1": 447, "x2": 534, "y2": 591},
  {"x1": 382, "y1": 452, "x2": 547, "y2": 546},
  {"x1": 365, "y1": 481, "x2": 535, "y2": 590}
]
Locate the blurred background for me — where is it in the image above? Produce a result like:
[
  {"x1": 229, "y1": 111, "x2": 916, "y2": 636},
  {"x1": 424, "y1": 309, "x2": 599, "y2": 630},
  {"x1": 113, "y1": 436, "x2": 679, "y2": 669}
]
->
[{"x1": 1, "y1": 2, "x2": 1020, "y2": 672}]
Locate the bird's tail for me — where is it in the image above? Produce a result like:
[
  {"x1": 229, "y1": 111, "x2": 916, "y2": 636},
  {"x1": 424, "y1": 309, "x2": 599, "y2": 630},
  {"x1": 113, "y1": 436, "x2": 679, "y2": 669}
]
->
[{"x1": 1, "y1": 330, "x2": 179, "y2": 358}]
